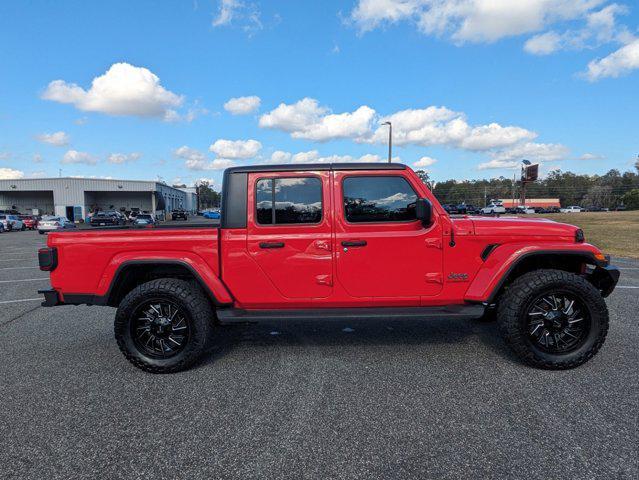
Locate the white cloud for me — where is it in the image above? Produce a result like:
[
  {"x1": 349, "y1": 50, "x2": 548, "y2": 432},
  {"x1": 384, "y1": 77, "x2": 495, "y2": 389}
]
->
[
  {"x1": 525, "y1": 4, "x2": 629, "y2": 55},
  {"x1": 62, "y1": 150, "x2": 98, "y2": 165},
  {"x1": 0, "y1": 167, "x2": 24, "y2": 179},
  {"x1": 584, "y1": 37, "x2": 639, "y2": 80},
  {"x1": 579, "y1": 152, "x2": 605, "y2": 160},
  {"x1": 269, "y1": 150, "x2": 293, "y2": 163},
  {"x1": 413, "y1": 156, "x2": 437, "y2": 167},
  {"x1": 478, "y1": 142, "x2": 570, "y2": 169},
  {"x1": 212, "y1": 0, "x2": 262, "y2": 33},
  {"x1": 42, "y1": 63, "x2": 184, "y2": 119},
  {"x1": 350, "y1": 0, "x2": 633, "y2": 72},
  {"x1": 259, "y1": 98, "x2": 376, "y2": 142},
  {"x1": 209, "y1": 139, "x2": 262, "y2": 159},
  {"x1": 174, "y1": 146, "x2": 236, "y2": 170},
  {"x1": 366, "y1": 106, "x2": 536, "y2": 150},
  {"x1": 36, "y1": 131, "x2": 70, "y2": 146},
  {"x1": 524, "y1": 31, "x2": 562, "y2": 55},
  {"x1": 108, "y1": 152, "x2": 142, "y2": 164},
  {"x1": 266, "y1": 149, "x2": 396, "y2": 164},
  {"x1": 224, "y1": 95, "x2": 261, "y2": 115},
  {"x1": 351, "y1": 0, "x2": 608, "y2": 41}
]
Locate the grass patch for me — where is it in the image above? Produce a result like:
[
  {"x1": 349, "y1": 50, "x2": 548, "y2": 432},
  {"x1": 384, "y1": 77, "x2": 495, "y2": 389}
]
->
[{"x1": 535, "y1": 211, "x2": 639, "y2": 259}]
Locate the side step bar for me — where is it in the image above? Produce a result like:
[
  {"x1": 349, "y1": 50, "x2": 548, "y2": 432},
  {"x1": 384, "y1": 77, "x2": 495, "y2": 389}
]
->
[{"x1": 217, "y1": 304, "x2": 485, "y2": 324}]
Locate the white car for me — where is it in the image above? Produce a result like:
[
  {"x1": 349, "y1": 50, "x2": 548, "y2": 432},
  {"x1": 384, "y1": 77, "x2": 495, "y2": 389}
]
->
[
  {"x1": 481, "y1": 201, "x2": 506, "y2": 215},
  {"x1": 0, "y1": 214, "x2": 25, "y2": 231},
  {"x1": 560, "y1": 206, "x2": 584, "y2": 213},
  {"x1": 133, "y1": 213, "x2": 156, "y2": 225},
  {"x1": 515, "y1": 205, "x2": 536, "y2": 214},
  {"x1": 38, "y1": 216, "x2": 77, "y2": 234}
]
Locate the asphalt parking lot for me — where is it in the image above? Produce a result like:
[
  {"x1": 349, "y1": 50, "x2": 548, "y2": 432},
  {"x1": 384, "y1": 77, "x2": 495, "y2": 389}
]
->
[{"x1": 0, "y1": 226, "x2": 637, "y2": 480}]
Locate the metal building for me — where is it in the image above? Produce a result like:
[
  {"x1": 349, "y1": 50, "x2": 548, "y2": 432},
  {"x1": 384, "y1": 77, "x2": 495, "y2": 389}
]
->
[{"x1": 0, "y1": 177, "x2": 197, "y2": 220}]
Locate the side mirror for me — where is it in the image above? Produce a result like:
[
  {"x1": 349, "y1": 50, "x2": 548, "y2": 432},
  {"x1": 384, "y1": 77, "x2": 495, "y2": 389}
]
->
[{"x1": 415, "y1": 198, "x2": 433, "y2": 226}]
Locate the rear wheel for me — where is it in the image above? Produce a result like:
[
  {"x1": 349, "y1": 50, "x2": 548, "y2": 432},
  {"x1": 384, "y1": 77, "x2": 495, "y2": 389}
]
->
[
  {"x1": 114, "y1": 278, "x2": 214, "y2": 373},
  {"x1": 497, "y1": 269, "x2": 608, "y2": 369}
]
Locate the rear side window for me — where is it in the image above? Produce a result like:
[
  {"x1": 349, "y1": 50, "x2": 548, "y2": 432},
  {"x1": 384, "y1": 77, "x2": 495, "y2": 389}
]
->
[
  {"x1": 343, "y1": 176, "x2": 418, "y2": 223},
  {"x1": 256, "y1": 177, "x2": 322, "y2": 225}
]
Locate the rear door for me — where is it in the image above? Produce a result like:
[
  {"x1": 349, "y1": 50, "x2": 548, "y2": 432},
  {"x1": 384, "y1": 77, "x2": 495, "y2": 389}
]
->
[
  {"x1": 246, "y1": 171, "x2": 333, "y2": 299},
  {"x1": 334, "y1": 171, "x2": 443, "y2": 301}
]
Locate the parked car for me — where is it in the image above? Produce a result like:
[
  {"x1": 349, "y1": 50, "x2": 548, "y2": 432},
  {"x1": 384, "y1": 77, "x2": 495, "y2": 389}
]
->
[
  {"x1": 441, "y1": 204, "x2": 459, "y2": 214},
  {"x1": 560, "y1": 206, "x2": 584, "y2": 213},
  {"x1": 457, "y1": 204, "x2": 479, "y2": 214},
  {"x1": 515, "y1": 205, "x2": 535, "y2": 214},
  {"x1": 0, "y1": 214, "x2": 25, "y2": 231},
  {"x1": 90, "y1": 211, "x2": 126, "y2": 227},
  {"x1": 38, "y1": 216, "x2": 77, "y2": 234},
  {"x1": 172, "y1": 209, "x2": 188, "y2": 221},
  {"x1": 39, "y1": 161, "x2": 620, "y2": 374},
  {"x1": 481, "y1": 200, "x2": 506, "y2": 215},
  {"x1": 203, "y1": 210, "x2": 221, "y2": 219},
  {"x1": 0, "y1": 222, "x2": 4, "y2": 233},
  {"x1": 615, "y1": 205, "x2": 627, "y2": 211},
  {"x1": 133, "y1": 214, "x2": 157, "y2": 226},
  {"x1": 19, "y1": 215, "x2": 38, "y2": 230}
]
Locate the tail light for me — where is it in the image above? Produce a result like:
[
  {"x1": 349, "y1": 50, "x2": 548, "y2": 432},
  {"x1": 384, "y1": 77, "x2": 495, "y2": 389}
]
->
[{"x1": 38, "y1": 247, "x2": 58, "y2": 271}]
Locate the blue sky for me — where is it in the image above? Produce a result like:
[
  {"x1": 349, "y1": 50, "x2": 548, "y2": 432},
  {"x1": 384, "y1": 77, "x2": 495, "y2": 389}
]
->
[{"x1": 1, "y1": 0, "x2": 638, "y2": 188}]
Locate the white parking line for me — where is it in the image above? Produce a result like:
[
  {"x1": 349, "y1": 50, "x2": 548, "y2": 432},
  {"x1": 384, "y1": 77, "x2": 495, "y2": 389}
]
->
[
  {"x1": 0, "y1": 278, "x2": 49, "y2": 283},
  {"x1": 0, "y1": 266, "x2": 39, "y2": 270},
  {"x1": 617, "y1": 286, "x2": 639, "y2": 289},
  {"x1": 0, "y1": 298, "x2": 41, "y2": 304}
]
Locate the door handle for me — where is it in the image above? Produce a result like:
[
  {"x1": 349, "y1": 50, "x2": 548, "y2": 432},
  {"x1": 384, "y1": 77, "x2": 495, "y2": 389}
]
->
[
  {"x1": 259, "y1": 242, "x2": 285, "y2": 249},
  {"x1": 341, "y1": 240, "x2": 367, "y2": 247}
]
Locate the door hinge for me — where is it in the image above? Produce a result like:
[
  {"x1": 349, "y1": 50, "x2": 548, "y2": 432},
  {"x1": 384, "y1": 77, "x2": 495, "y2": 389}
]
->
[
  {"x1": 424, "y1": 273, "x2": 443, "y2": 284},
  {"x1": 424, "y1": 238, "x2": 442, "y2": 249},
  {"x1": 315, "y1": 274, "x2": 333, "y2": 286}
]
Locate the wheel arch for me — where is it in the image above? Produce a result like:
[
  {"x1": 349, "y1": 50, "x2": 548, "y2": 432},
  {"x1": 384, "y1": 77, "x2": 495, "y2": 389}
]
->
[
  {"x1": 105, "y1": 260, "x2": 233, "y2": 308},
  {"x1": 465, "y1": 247, "x2": 607, "y2": 305}
]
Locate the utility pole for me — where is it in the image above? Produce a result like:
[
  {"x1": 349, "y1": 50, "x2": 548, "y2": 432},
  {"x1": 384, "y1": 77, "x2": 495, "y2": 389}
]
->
[
  {"x1": 381, "y1": 121, "x2": 392, "y2": 163},
  {"x1": 484, "y1": 185, "x2": 487, "y2": 207},
  {"x1": 512, "y1": 172, "x2": 516, "y2": 209}
]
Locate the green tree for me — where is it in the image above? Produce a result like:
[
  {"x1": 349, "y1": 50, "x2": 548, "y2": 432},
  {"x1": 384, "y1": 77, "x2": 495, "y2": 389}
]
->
[{"x1": 621, "y1": 189, "x2": 639, "y2": 209}]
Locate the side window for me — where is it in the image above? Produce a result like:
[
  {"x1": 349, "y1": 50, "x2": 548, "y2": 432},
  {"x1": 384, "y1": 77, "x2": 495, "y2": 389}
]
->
[
  {"x1": 343, "y1": 176, "x2": 418, "y2": 223},
  {"x1": 256, "y1": 177, "x2": 322, "y2": 225}
]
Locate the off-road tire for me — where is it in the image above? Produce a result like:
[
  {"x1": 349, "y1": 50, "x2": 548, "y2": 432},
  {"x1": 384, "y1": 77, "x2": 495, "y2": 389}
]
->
[
  {"x1": 497, "y1": 269, "x2": 608, "y2": 369},
  {"x1": 114, "y1": 278, "x2": 214, "y2": 373}
]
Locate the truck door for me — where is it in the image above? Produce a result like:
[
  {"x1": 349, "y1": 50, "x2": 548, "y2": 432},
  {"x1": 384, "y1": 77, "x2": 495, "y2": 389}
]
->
[
  {"x1": 246, "y1": 171, "x2": 333, "y2": 299},
  {"x1": 334, "y1": 171, "x2": 443, "y2": 301}
]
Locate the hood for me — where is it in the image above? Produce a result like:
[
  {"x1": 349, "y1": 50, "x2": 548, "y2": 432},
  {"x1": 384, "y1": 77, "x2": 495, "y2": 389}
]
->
[{"x1": 467, "y1": 216, "x2": 580, "y2": 237}]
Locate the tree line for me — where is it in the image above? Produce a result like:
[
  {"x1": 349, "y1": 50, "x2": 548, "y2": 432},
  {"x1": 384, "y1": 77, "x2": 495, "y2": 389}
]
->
[{"x1": 422, "y1": 165, "x2": 639, "y2": 209}]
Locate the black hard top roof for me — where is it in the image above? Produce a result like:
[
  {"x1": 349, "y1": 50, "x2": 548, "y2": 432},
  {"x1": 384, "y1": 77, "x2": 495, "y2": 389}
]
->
[{"x1": 225, "y1": 163, "x2": 408, "y2": 174}]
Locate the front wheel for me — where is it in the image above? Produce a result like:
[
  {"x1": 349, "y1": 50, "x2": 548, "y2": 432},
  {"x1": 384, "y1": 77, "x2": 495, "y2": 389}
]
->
[
  {"x1": 114, "y1": 278, "x2": 214, "y2": 373},
  {"x1": 497, "y1": 269, "x2": 609, "y2": 369}
]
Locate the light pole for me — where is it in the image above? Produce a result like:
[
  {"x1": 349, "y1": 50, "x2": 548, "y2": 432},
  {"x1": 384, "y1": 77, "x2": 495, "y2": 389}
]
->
[
  {"x1": 521, "y1": 159, "x2": 531, "y2": 206},
  {"x1": 381, "y1": 121, "x2": 392, "y2": 163}
]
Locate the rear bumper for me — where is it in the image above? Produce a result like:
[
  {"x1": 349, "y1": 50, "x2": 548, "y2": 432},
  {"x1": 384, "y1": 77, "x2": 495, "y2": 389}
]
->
[
  {"x1": 39, "y1": 288, "x2": 60, "y2": 307},
  {"x1": 38, "y1": 289, "x2": 105, "y2": 307}
]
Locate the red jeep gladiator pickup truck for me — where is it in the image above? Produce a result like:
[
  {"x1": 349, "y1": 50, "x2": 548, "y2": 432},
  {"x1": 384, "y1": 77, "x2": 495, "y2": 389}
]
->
[{"x1": 38, "y1": 163, "x2": 619, "y2": 373}]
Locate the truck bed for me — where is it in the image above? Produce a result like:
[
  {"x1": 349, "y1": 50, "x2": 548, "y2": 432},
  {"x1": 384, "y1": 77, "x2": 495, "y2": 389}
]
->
[{"x1": 47, "y1": 226, "x2": 220, "y2": 300}]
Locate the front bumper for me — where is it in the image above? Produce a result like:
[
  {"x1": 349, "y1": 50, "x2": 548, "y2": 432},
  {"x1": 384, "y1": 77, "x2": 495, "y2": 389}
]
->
[{"x1": 589, "y1": 263, "x2": 620, "y2": 297}]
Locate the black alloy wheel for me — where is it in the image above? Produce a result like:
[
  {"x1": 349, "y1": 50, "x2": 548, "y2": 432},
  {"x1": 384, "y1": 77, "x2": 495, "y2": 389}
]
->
[
  {"x1": 131, "y1": 299, "x2": 191, "y2": 358},
  {"x1": 526, "y1": 292, "x2": 590, "y2": 354}
]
